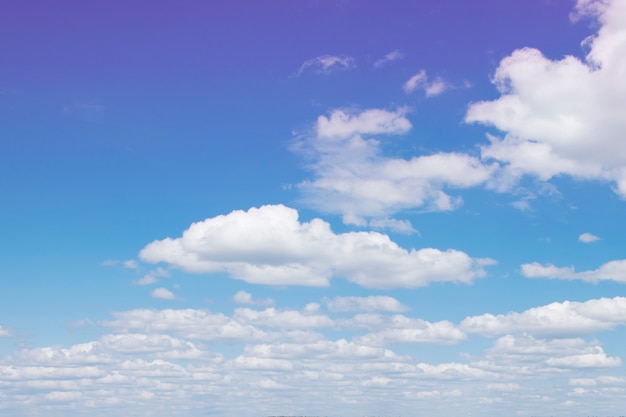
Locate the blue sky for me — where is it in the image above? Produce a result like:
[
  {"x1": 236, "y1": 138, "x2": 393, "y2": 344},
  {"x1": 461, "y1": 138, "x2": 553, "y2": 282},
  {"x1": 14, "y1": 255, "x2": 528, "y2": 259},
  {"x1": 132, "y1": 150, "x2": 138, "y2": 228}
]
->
[{"x1": 2, "y1": 0, "x2": 626, "y2": 416}]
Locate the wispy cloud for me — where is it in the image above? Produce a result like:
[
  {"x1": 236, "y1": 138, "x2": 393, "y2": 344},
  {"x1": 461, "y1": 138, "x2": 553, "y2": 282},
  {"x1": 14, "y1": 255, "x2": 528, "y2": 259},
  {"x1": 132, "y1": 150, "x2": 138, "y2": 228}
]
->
[
  {"x1": 297, "y1": 54, "x2": 355, "y2": 75},
  {"x1": 374, "y1": 49, "x2": 405, "y2": 68},
  {"x1": 404, "y1": 70, "x2": 450, "y2": 97}
]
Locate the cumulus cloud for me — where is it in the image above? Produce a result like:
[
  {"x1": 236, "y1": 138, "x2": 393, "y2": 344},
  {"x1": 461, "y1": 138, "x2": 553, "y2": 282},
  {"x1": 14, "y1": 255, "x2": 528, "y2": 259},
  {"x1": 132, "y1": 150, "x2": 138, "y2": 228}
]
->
[
  {"x1": 521, "y1": 259, "x2": 626, "y2": 283},
  {"x1": 466, "y1": 0, "x2": 626, "y2": 196},
  {"x1": 325, "y1": 296, "x2": 409, "y2": 313},
  {"x1": 374, "y1": 49, "x2": 405, "y2": 68},
  {"x1": 151, "y1": 287, "x2": 176, "y2": 300},
  {"x1": 139, "y1": 205, "x2": 492, "y2": 289},
  {"x1": 579, "y1": 232, "x2": 601, "y2": 243},
  {"x1": 293, "y1": 108, "x2": 496, "y2": 223},
  {"x1": 404, "y1": 70, "x2": 450, "y2": 97},
  {"x1": 297, "y1": 54, "x2": 355, "y2": 75},
  {"x1": 461, "y1": 296, "x2": 626, "y2": 337}
]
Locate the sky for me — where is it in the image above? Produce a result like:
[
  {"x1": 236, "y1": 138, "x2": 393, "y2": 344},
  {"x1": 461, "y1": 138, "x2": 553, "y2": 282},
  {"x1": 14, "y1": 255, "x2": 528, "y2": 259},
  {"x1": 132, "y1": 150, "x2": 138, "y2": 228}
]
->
[{"x1": 1, "y1": 0, "x2": 626, "y2": 416}]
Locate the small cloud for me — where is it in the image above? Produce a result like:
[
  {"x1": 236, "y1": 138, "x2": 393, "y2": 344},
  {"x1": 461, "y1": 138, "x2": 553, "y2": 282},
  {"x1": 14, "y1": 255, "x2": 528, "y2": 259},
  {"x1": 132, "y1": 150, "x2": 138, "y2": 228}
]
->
[
  {"x1": 134, "y1": 267, "x2": 169, "y2": 286},
  {"x1": 151, "y1": 287, "x2": 176, "y2": 300},
  {"x1": 374, "y1": 49, "x2": 405, "y2": 68},
  {"x1": 0, "y1": 325, "x2": 14, "y2": 338},
  {"x1": 233, "y1": 290, "x2": 274, "y2": 306},
  {"x1": 298, "y1": 55, "x2": 355, "y2": 75},
  {"x1": 579, "y1": 232, "x2": 601, "y2": 243},
  {"x1": 233, "y1": 290, "x2": 253, "y2": 304},
  {"x1": 404, "y1": 70, "x2": 450, "y2": 97},
  {"x1": 123, "y1": 259, "x2": 138, "y2": 269},
  {"x1": 368, "y1": 217, "x2": 417, "y2": 234}
]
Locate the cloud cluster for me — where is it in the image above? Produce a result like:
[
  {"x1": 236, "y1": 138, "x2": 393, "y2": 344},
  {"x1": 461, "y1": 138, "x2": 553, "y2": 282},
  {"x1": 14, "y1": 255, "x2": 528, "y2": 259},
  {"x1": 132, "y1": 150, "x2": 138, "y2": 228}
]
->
[
  {"x1": 404, "y1": 70, "x2": 450, "y2": 97},
  {"x1": 4, "y1": 295, "x2": 625, "y2": 416},
  {"x1": 139, "y1": 205, "x2": 492, "y2": 289},
  {"x1": 294, "y1": 108, "x2": 496, "y2": 225},
  {"x1": 466, "y1": 0, "x2": 626, "y2": 196}
]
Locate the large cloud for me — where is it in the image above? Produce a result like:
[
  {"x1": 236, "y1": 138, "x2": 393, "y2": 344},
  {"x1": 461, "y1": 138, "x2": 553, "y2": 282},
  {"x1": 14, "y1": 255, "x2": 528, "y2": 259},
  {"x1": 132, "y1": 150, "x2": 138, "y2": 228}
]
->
[
  {"x1": 139, "y1": 205, "x2": 493, "y2": 289},
  {"x1": 466, "y1": 0, "x2": 626, "y2": 195},
  {"x1": 461, "y1": 297, "x2": 626, "y2": 337},
  {"x1": 294, "y1": 108, "x2": 495, "y2": 226}
]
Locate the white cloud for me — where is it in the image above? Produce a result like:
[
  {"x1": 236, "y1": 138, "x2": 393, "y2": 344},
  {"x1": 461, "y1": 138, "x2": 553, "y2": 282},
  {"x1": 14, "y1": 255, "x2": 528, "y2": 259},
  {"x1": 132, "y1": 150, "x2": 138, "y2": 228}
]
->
[
  {"x1": 315, "y1": 107, "x2": 412, "y2": 139},
  {"x1": 466, "y1": 0, "x2": 626, "y2": 196},
  {"x1": 233, "y1": 307, "x2": 334, "y2": 330},
  {"x1": 101, "y1": 308, "x2": 270, "y2": 343},
  {"x1": 123, "y1": 259, "x2": 138, "y2": 269},
  {"x1": 547, "y1": 352, "x2": 622, "y2": 368},
  {"x1": 139, "y1": 205, "x2": 492, "y2": 289},
  {"x1": 233, "y1": 290, "x2": 253, "y2": 304},
  {"x1": 151, "y1": 287, "x2": 176, "y2": 300},
  {"x1": 374, "y1": 49, "x2": 405, "y2": 68},
  {"x1": 404, "y1": 70, "x2": 450, "y2": 97},
  {"x1": 355, "y1": 316, "x2": 466, "y2": 346},
  {"x1": 461, "y1": 296, "x2": 626, "y2": 337},
  {"x1": 521, "y1": 259, "x2": 626, "y2": 283},
  {"x1": 325, "y1": 296, "x2": 409, "y2": 313},
  {"x1": 298, "y1": 54, "x2": 355, "y2": 75},
  {"x1": 0, "y1": 326, "x2": 13, "y2": 338},
  {"x1": 135, "y1": 267, "x2": 169, "y2": 286},
  {"x1": 294, "y1": 108, "x2": 496, "y2": 221},
  {"x1": 579, "y1": 232, "x2": 601, "y2": 243}
]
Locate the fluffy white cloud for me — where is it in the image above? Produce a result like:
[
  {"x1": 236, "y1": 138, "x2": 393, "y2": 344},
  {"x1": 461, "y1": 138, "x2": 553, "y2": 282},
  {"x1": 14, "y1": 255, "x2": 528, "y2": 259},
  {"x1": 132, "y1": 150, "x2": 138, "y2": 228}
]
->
[
  {"x1": 297, "y1": 55, "x2": 355, "y2": 75},
  {"x1": 522, "y1": 259, "x2": 626, "y2": 283},
  {"x1": 404, "y1": 70, "x2": 450, "y2": 97},
  {"x1": 139, "y1": 205, "x2": 492, "y2": 289},
  {"x1": 294, "y1": 108, "x2": 496, "y2": 222},
  {"x1": 462, "y1": 297, "x2": 626, "y2": 337},
  {"x1": 374, "y1": 49, "x2": 405, "y2": 68},
  {"x1": 151, "y1": 287, "x2": 176, "y2": 300},
  {"x1": 325, "y1": 296, "x2": 409, "y2": 313},
  {"x1": 466, "y1": 0, "x2": 626, "y2": 195},
  {"x1": 578, "y1": 232, "x2": 601, "y2": 243}
]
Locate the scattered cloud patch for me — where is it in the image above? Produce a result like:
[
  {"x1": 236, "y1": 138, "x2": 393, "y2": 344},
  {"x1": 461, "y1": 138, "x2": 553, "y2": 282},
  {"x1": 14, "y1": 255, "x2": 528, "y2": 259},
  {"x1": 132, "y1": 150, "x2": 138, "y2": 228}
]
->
[
  {"x1": 139, "y1": 205, "x2": 492, "y2": 289},
  {"x1": 579, "y1": 232, "x2": 601, "y2": 243},
  {"x1": 374, "y1": 49, "x2": 405, "y2": 68},
  {"x1": 298, "y1": 55, "x2": 355, "y2": 75},
  {"x1": 522, "y1": 259, "x2": 626, "y2": 283},
  {"x1": 293, "y1": 108, "x2": 496, "y2": 222},
  {"x1": 404, "y1": 70, "x2": 450, "y2": 97}
]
